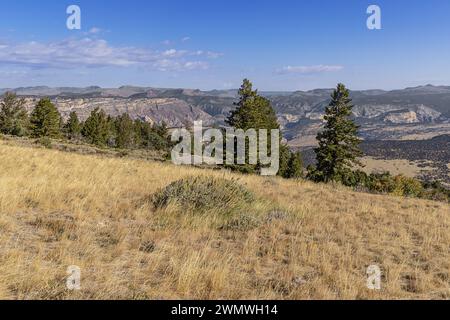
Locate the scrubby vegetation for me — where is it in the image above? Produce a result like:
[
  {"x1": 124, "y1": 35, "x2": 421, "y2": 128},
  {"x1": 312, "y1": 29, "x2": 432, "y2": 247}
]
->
[
  {"x1": 338, "y1": 170, "x2": 450, "y2": 202},
  {"x1": 152, "y1": 176, "x2": 254, "y2": 216}
]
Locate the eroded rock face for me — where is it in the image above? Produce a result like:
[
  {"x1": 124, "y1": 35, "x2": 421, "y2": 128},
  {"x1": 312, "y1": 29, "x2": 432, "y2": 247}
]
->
[
  {"x1": 383, "y1": 106, "x2": 442, "y2": 124},
  {"x1": 415, "y1": 105, "x2": 442, "y2": 122},
  {"x1": 22, "y1": 97, "x2": 214, "y2": 127},
  {"x1": 384, "y1": 111, "x2": 420, "y2": 124},
  {"x1": 353, "y1": 104, "x2": 405, "y2": 118}
]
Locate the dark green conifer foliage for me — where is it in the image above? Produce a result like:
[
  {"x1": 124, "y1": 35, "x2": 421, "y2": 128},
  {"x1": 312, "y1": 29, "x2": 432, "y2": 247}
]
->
[
  {"x1": 115, "y1": 113, "x2": 135, "y2": 149},
  {"x1": 285, "y1": 151, "x2": 303, "y2": 179},
  {"x1": 29, "y1": 98, "x2": 62, "y2": 138},
  {"x1": 81, "y1": 108, "x2": 110, "y2": 146},
  {"x1": 309, "y1": 83, "x2": 362, "y2": 182},
  {"x1": 64, "y1": 111, "x2": 81, "y2": 140},
  {"x1": 226, "y1": 79, "x2": 279, "y2": 131},
  {"x1": 0, "y1": 92, "x2": 29, "y2": 136},
  {"x1": 226, "y1": 79, "x2": 303, "y2": 177}
]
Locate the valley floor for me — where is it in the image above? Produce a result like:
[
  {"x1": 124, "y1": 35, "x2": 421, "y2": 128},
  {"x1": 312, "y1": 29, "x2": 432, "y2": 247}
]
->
[{"x1": 0, "y1": 140, "x2": 449, "y2": 299}]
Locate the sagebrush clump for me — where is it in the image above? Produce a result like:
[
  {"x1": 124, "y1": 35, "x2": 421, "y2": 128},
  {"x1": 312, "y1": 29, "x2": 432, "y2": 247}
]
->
[{"x1": 152, "y1": 176, "x2": 254, "y2": 215}]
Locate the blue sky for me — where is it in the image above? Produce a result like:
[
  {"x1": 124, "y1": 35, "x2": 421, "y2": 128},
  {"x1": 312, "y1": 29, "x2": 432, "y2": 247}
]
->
[{"x1": 1, "y1": 0, "x2": 450, "y2": 91}]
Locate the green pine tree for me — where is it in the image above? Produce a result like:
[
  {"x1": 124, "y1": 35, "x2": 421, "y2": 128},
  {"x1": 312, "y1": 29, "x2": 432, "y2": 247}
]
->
[
  {"x1": 29, "y1": 98, "x2": 62, "y2": 138},
  {"x1": 0, "y1": 92, "x2": 29, "y2": 136},
  {"x1": 115, "y1": 113, "x2": 135, "y2": 149},
  {"x1": 226, "y1": 79, "x2": 279, "y2": 131},
  {"x1": 226, "y1": 79, "x2": 283, "y2": 174},
  {"x1": 63, "y1": 111, "x2": 81, "y2": 140},
  {"x1": 309, "y1": 83, "x2": 362, "y2": 183},
  {"x1": 285, "y1": 151, "x2": 303, "y2": 179},
  {"x1": 133, "y1": 119, "x2": 144, "y2": 148},
  {"x1": 226, "y1": 79, "x2": 303, "y2": 177},
  {"x1": 106, "y1": 115, "x2": 118, "y2": 147},
  {"x1": 278, "y1": 144, "x2": 292, "y2": 178},
  {"x1": 134, "y1": 119, "x2": 169, "y2": 151},
  {"x1": 154, "y1": 121, "x2": 169, "y2": 140},
  {"x1": 81, "y1": 108, "x2": 110, "y2": 146}
]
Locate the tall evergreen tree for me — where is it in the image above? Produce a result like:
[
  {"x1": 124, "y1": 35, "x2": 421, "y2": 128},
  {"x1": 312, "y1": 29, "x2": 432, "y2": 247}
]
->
[
  {"x1": 285, "y1": 151, "x2": 303, "y2": 179},
  {"x1": 133, "y1": 119, "x2": 145, "y2": 147},
  {"x1": 0, "y1": 92, "x2": 29, "y2": 136},
  {"x1": 225, "y1": 79, "x2": 279, "y2": 173},
  {"x1": 106, "y1": 115, "x2": 118, "y2": 147},
  {"x1": 134, "y1": 119, "x2": 169, "y2": 151},
  {"x1": 63, "y1": 111, "x2": 81, "y2": 140},
  {"x1": 29, "y1": 98, "x2": 62, "y2": 138},
  {"x1": 154, "y1": 121, "x2": 169, "y2": 140},
  {"x1": 81, "y1": 108, "x2": 110, "y2": 146},
  {"x1": 115, "y1": 113, "x2": 135, "y2": 149},
  {"x1": 309, "y1": 83, "x2": 362, "y2": 183},
  {"x1": 277, "y1": 144, "x2": 291, "y2": 177},
  {"x1": 226, "y1": 79, "x2": 302, "y2": 177},
  {"x1": 226, "y1": 79, "x2": 279, "y2": 130}
]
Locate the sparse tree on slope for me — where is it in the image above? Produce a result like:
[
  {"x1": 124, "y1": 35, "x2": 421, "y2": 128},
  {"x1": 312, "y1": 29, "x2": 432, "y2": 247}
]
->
[
  {"x1": 226, "y1": 79, "x2": 304, "y2": 177},
  {"x1": 0, "y1": 92, "x2": 29, "y2": 136},
  {"x1": 115, "y1": 113, "x2": 135, "y2": 149},
  {"x1": 63, "y1": 111, "x2": 81, "y2": 140},
  {"x1": 226, "y1": 79, "x2": 281, "y2": 174},
  {"x1": 226, "y1": 79, "x2": 279, "y2": 131},
  {"x1": 285, "y1": 151, "x2": 303, "y2": 179},
  {"x1": 81, "y1": 108, "x2": 110, "y2": 146},
  {"x1": 29, "y1": 98, "x2": 62, "y2": 138},
  {"x1": 308, "y1": 83, "x2": 362, "y2": 183}
]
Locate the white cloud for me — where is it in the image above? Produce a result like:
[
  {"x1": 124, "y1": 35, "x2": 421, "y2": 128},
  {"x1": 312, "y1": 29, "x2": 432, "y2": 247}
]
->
[
  {"x1": 205, "y1": 51, "x2": 223, "y2": 59},
  {"x1": 181, "y1": 36, "x2": 191, "y2": 42},
  {"x1": 275, "y1": 65, "x2": 344, "y2": 75},
  {"x1": 0, "y1": 69, "x2": 28, "y2": 76},
  {"x1": 88, "y1": 27, "x2": 102, "y2": 34},
  {"x1": 0, "y1": 38, "x2": 222, "y2": 72}
]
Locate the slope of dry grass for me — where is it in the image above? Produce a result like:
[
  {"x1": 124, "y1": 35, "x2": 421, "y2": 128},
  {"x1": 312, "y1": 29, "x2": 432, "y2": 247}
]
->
[{"x1": 0, "y1": 140, "x2": 449, "y2": 300}]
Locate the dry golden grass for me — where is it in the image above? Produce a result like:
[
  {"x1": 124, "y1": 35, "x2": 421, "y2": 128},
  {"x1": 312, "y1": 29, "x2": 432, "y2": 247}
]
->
[
  {"x1": 360, "y1": 157, "x2": 433, "y2": 178},
  {"x1": 0, "y1": 140, "x2": 449, "y2": 300}
]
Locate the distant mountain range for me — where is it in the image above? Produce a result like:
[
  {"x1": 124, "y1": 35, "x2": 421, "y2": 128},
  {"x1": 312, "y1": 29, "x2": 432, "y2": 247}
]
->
[{"x1": 2, "y1": 84, "x2": 450, "y2": 145}]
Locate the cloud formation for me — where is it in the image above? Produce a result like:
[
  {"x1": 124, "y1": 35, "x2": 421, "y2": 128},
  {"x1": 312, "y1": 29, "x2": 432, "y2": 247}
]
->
[
  {"x1": 0, "y1": 38, "x2": 221, "y2": 72},
  {"x1": 275, "y1": 65, "x2": 344, "y2": 75},
  {"x1": 87, "y1": 27, "x2": 102, "y2": 34}
]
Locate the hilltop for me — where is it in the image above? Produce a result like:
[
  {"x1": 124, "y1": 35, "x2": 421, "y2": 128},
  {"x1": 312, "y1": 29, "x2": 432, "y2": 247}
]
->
[
  {"x1": 0, "y1": 139, "x2": 449, "y2": 299},
  {"x1": 4, "y1": 84, "x2": 450, "y2": 185}
]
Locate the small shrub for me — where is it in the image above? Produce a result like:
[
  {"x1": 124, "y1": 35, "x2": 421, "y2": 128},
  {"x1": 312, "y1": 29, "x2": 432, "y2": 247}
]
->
[
  {"x1": 152, "y1": 176, "x2": 254, "y2": 216},
  {"x1": 392, "y1": 175, "x2": 424, "y2": 197},
  {"x1": 421, "y1": 181, "x2": 450, "y2": 202},
  {"x1": 367, "y1": 172, "x2": 396, "y2": 194},
  {"x1": 37, "y1": 137, "x2": 52, "y2": 149}
]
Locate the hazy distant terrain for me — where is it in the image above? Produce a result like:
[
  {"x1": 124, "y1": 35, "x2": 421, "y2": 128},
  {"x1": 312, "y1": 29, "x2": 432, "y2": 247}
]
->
[{"x1": 3, "y1": 84, "x2": 450, "y2": 143}]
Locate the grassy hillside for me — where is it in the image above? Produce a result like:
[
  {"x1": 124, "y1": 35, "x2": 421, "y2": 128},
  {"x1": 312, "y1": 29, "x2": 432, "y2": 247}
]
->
[{"x1": 0, "y1": 140, "x2": 449, "y2": 299}]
